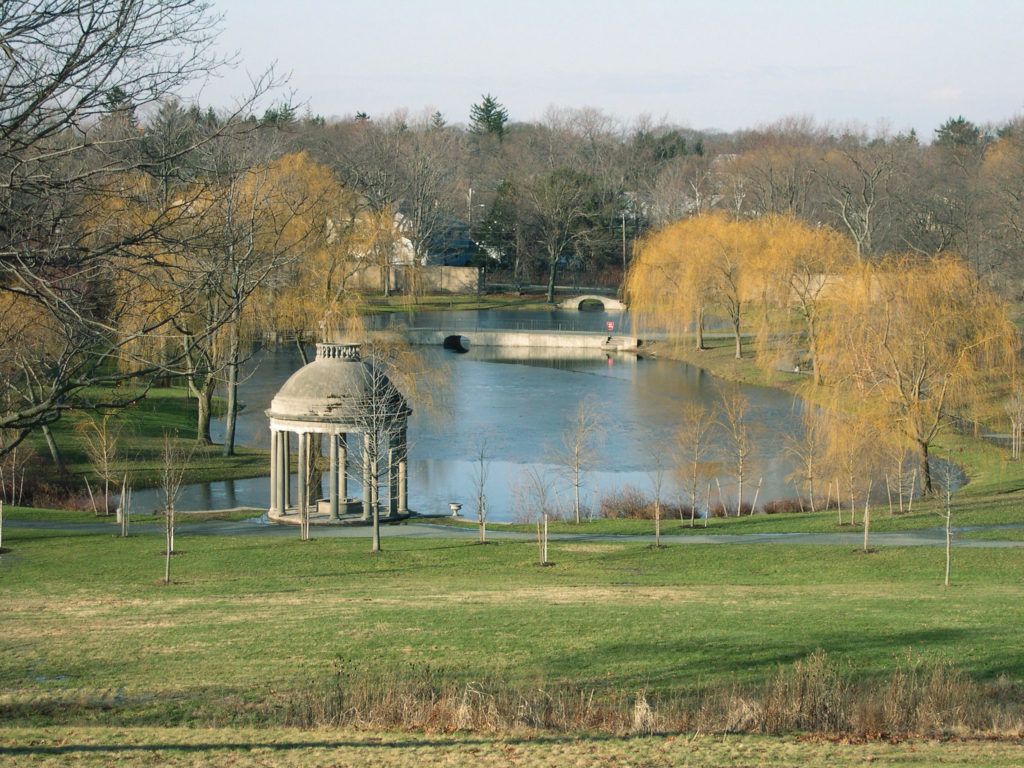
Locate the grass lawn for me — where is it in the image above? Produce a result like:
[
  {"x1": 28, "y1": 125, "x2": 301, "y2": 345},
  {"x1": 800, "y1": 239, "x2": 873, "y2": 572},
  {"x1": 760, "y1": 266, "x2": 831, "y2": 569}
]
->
[
  {"x1": 2, "y1": 523, "x2": 1022, "y2": 719},
  {"x1": 362, "y1": 292, "x2": 554, "y2": 314},
  {"x1": 18, "y1": 384, "x2": 267, "y2": 498},
  {"x1": 2, "y1": 521, "x2": 1022, "y2": 762},
  {"x1": 431, "y1": 487, "x2": 1024, "y2": 537}
]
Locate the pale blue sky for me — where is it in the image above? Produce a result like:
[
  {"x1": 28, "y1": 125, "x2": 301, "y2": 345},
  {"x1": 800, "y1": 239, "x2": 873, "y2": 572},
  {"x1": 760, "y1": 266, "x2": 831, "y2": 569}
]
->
[{"x1": 191, "y1": 0, "x2": 1024, "y2": 137}]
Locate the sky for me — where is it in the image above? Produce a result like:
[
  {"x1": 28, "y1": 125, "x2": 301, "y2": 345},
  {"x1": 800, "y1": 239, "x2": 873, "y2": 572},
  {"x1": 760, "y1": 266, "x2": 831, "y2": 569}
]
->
[{"x1": 190, "y1": 0, "x2": 1024, "y2": 138}]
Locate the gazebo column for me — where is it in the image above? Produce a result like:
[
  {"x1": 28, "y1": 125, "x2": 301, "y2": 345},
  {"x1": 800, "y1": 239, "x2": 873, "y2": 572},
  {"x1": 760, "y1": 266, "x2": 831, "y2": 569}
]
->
[
  {"x1": 269, "y1": 429, "x2": 279, "y2": 513},
  {"x1": 338, "y1": 434, "x2": 348, "y2": 501},
  {"x1": 361, "y1": 432, "x2": 372, "y2": 521},
  {"x1": 280, "y1": 431, "x2": 291, "y2": 513},
  {"x1": 397, "y1": 425, "x2": 408, "y2": 515},
  {"x1": 328, "y1": 433, "x2": 339, "y2": 520},
  {"x1": 297, "y1": 431, "x2": 308, "y2": 520},
  {"x1": 387, "y1": 441, "x2": 398, "y2": 518}
]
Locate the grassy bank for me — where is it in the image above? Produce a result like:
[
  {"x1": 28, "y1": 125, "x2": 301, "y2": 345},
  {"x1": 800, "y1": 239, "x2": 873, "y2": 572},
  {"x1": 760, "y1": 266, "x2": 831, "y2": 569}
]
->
[
  {"x1": 361, "y1": 292, "x2": 553, "y2": 314},
  {"x1": 648, "y1": 334, "x2": 1024, "y2": 499},
  {"x1": 14, "y1": 385, "x2": 267, "y2": 505}
]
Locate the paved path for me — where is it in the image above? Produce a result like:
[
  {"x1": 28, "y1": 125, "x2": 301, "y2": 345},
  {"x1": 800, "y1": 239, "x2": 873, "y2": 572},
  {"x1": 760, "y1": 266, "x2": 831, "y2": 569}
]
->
[{"x1": 6, "y1": 517, "x2": 1024, "y2": 548}]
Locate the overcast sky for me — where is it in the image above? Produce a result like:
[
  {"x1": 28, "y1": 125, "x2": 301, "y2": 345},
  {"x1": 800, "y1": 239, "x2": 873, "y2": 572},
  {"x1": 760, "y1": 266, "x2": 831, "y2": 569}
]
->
[{"x1": 191, "y1": 0, "x2": 1024, "y2": 138}]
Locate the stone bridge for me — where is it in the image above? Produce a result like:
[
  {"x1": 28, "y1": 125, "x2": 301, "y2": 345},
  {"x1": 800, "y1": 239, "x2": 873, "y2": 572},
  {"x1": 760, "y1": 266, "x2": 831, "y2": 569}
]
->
[
  {"x1": 370, "y1": 327, "x2": 642, "y2": 352},
  {"x1": 558, "y1": 294, "x2": 627, "y2": 311}
]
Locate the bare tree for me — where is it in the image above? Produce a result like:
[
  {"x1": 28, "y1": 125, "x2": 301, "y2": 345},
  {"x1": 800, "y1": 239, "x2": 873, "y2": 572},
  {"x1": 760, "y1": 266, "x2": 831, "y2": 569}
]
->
[
  {"x1": 518, "y1": 466, "x2": 554, "y2": 566},
  {"x1": 646, "y1": 443, "x2": 671, "y2": 547},
  {"x1": 819, "y1": 143, "x2": 898, "y2": 260},
  {"x1": 717, "y1": 386, "x2": 753, "y2": 515},
  {"x1": 470, "y1": 434, "x2": 492, "y2": 544},
  {"x1": 118, "y1": 475, "x2": 132, "y2": 538},
  {"x1": 1005, "y1": 386, "x2": 1024, "y2": 461},
  {"x1": 159, "y1": 431, "x2": 193, "y2": 585},
  {"x1": 675, "y1": 402, "x2": 716, "y2": 526},
  {"x1": 784, "y1": 407, "x2": 828, "y2": 512},
  {"x1": 524, "y1": 167, "x2": 602, "y2": 303},
  {"x1": 347, "y1": 343, "x2": 414, "y2": 553},
  {"x1": 76, "y1": 414, "x2": 121, "y2": 516},
  {"x1": 553, "y1": 397, "x2": 604, "y2": 524},
  {"x1": 0, "y1": 1, "x2": 274, "y2": 456}
]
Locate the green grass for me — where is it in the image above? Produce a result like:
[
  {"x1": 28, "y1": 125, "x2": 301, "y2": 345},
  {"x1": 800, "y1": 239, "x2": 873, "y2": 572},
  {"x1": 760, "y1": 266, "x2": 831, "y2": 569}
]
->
[
  {"x1": 960, "y1": 526, "x2": 1024, "y2": 542},
  {"x1": 1, "y1": 506, "x2": 262, "y2": 524},
  {"x1": 430, "y1": 489, "x2": 1023, "y2": 536},
  {"x1": 2, "y1": 522, "x2": 1022, "y2": 728},
  {"x1": 19, "y1": 385, "x2": 267, "y2": 494},
  {"x1": 362, "y1": 292, "x2": 553, "y2": 314}
]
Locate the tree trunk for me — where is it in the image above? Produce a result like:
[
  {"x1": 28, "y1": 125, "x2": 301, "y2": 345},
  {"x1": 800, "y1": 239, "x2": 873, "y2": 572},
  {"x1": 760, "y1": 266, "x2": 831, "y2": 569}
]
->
[
  {"x1": 371, "y1": 454, "x2": 381, "y2": 552},
  {"x1": 546, "y1": 253, "x2": 558, "y2": 303},
  {"x1": 654, "y1": 500, "x2": 661, "y2": 546},
  {"x1": 807, "y1": 316, "x2": 822, "y2": 386},
  {"x1": 573, "y1": 465, "x2": 581, "y2": 524},
  {"x1": 733, "y1": 320, "x2": 743, "y2": 359},
  {"x1": 222, "y1": 320, "x2": 240, "y2": 457},
  {"x1": 918, "y1": 440, "x2": 932, "y2": 495},
  {"x1": 736, "y1": 455, "x2": 744, "y2": 516},
  {"x1": 195, "y1": 382, "x2": 214, "y2": 445},
  {"x1": 41, "y1": 424, "x2": 65, "y2": 473},
  {"x1": 695, "y1": 306, "x2": 706, "y2": 350},
  {"x1": 295, "y1": 335, "x2": 311, "y2": 365}
]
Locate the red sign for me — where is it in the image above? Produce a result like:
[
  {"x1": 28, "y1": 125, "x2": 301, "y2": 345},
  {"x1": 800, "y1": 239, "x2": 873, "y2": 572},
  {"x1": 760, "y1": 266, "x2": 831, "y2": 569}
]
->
[{"x1": 606, "y1": 321, "x2": 615, "y2": 331}]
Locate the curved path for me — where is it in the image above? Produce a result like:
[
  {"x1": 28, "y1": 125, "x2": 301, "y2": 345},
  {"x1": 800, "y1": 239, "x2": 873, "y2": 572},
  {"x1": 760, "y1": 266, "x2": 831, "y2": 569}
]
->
[{"x1": 5, "y1": 517, "x2": 1024, "y2": 548}]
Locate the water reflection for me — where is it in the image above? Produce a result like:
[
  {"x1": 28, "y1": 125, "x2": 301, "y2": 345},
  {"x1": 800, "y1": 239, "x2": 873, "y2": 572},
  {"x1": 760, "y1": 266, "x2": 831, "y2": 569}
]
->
[{"x1": 132, "y1": 311, "x2": 813, "y2": 521}]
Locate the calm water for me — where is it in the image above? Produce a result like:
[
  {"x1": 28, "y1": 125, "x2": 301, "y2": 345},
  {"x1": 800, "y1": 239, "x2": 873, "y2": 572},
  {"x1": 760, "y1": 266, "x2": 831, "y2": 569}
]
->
[{"x1": 132, "y1": 309, "x2": 808, "y2": 520}]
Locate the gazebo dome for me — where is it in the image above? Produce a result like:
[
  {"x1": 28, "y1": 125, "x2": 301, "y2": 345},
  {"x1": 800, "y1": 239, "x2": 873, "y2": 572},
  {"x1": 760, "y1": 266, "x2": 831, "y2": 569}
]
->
[
  {"x1": 265, "y1": 341, "x2": 412, "y2": 527},
  {"x1": 266, "y1": 342, "x2": 407, "y2": 425}
]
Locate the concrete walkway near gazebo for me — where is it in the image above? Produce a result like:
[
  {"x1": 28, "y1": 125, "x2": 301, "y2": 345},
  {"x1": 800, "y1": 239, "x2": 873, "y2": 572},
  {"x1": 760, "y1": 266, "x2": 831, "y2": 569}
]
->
[{"x1": 267, "y1": 503, "x2": 414, "y2": 527}]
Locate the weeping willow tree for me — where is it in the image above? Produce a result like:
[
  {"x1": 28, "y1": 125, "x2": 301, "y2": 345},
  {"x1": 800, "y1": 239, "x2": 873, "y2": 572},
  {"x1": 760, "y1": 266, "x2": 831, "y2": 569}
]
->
[
  {"x1": 625, "y1": 213, "x2": 850, "y2": 363},
  {"x1": 624, "y1": 215, "x2": 729, "y2": 352},
  {"x1": 815, "y1": 256, "x2": 1018, "y2": 494},
  {"x1": 756, "y1": 216, "x2": 856, "y2": 383}
]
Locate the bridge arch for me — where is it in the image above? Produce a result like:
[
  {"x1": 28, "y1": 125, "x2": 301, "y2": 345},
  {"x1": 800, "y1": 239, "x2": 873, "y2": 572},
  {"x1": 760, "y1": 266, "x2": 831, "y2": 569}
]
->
[{"x1": 558, "y1": 294, "x2": 626, "y2": 311}]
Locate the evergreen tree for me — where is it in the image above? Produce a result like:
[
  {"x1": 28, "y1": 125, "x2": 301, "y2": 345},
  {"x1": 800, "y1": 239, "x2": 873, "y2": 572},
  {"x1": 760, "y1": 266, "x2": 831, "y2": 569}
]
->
[
  {"x1": 429, "y1": 110, "x2": 447, "y2": 131},
  {"x1": 469, "y1": 93, "x2": 509, "y2": 140}
]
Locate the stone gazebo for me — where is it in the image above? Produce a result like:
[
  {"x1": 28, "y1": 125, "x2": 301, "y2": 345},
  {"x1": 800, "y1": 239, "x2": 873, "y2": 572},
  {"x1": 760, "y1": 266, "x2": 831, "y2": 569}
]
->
[{"x1": 266, "y1": 342, "x2": 411, "y2": 525}]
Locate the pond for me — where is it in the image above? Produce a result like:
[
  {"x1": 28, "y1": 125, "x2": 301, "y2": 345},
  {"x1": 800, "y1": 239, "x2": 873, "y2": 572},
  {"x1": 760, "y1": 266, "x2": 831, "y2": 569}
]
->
[{"x1": 131, "y1": 309, "x2": 812, "y2": 521}]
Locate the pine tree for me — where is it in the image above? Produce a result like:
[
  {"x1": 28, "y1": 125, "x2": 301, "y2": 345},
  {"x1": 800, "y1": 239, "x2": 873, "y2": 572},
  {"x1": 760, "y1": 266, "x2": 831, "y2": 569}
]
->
[{"x1": 469, "y1": 93, "x2": 509, "y2": 140}]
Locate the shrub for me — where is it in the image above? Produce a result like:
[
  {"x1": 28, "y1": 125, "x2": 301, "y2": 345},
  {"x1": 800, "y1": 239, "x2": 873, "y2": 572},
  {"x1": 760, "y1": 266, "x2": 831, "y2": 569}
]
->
[
  {"x1": 763, "y1": 498, "x2": 806, "y2": 515},
  {"x1": 598, "y1": 485, "x2": 652, "y2": 519}
]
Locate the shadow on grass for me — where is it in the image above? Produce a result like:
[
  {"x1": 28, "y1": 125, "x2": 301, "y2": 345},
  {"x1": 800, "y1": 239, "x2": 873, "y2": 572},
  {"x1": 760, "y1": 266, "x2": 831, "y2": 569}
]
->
[{"x1": 0, "y1": 734, "x2": 619, "y2": 757}]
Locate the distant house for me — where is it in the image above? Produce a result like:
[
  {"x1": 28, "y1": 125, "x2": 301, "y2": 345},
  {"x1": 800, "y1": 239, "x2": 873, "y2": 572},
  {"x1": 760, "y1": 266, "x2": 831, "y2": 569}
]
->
[
  {"x1": 421, "y1": 216, "x2": 478, "y2": 267},
  {"x1": 346, "y1": 210, "x2": 480, "y2": 268}
]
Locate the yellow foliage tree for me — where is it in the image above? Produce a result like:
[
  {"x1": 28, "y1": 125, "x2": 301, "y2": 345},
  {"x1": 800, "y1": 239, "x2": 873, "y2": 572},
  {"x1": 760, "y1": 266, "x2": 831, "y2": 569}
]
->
[
  {"x1": 758, "y1": 215, "x2": 856, "y2": 383},
  {"x1": 625, "y1": 213, "x2": 761, "y2": 358},
  {"x1": 815, "y1": 256, "x2": 1018, "y2": 493},
  {"x1": 92, "y1": 151, "x2": 342, "y2": 447}
]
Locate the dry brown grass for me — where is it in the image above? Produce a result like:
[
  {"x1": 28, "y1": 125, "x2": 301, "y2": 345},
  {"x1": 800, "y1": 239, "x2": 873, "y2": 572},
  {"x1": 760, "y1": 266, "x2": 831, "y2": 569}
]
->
[
  {"x1": 3, "y1": 727, "x2": 1024, "y2": 768},
  {"x1": 278, "y1": 652, "x2": 1024, "y2": 741}
]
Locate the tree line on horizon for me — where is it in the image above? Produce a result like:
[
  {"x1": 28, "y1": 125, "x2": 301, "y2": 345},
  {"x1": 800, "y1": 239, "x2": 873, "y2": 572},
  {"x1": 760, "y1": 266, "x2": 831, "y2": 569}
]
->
[{"x1": 4, "y1": 0, "x2": 1024, "y2": 481}]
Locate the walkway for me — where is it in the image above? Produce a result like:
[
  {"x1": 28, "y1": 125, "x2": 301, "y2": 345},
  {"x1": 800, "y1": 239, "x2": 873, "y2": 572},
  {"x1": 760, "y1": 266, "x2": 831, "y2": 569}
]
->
[{"x1": 5, "y1": 516, "x2": 1024, "y2": 548}]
